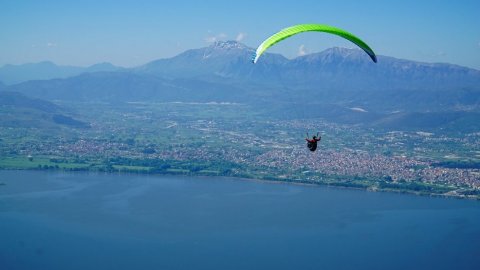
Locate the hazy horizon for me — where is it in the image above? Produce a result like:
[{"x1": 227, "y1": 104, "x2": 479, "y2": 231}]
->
[{"x1": 1, "y1": 42, "x2": 479, "y2": 72}]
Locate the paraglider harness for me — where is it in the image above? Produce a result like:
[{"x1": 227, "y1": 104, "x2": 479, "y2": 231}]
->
[{"x1": 306, "y1": 132, "x2": 321, "y2": 152}]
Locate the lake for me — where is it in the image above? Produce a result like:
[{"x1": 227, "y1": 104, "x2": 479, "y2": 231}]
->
[{"x1": 0, "y1": 170, "x2": 479, "y2": 270}]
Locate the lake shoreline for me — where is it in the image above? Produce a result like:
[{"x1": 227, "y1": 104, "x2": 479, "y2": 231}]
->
[{"x1": 1, "y1": 167, "x2": 478, "y2": 201}]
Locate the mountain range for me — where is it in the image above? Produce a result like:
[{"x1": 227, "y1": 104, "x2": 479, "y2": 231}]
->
[
  {"x1": 1, "y1": 40, "x2": 480, "y2": 131},
  {"x1": 139, "y1": 41, "x2": 479, "y2": 91}
]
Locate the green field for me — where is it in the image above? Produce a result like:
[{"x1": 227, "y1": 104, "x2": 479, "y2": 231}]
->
[{"x1": 1, "y1": 102, "x2": 478, "y2": 199}]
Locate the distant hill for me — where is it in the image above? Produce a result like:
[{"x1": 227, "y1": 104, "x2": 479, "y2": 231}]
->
[
  {"x1": 0, "y1": 61, "x2": 122, "y2": 85},
  {"x1": 0, "y1": 90, "x2": 61, "y2": 113},
  {"x1": 3, "y1": 71, "x2": 249, "y2": 103},
  {"x1": 270, "y1": 102, "x2": 480, "y2": 132},
  {"x1": 2, "y1": 41, "x2": 480, "y2": 132},
  {"x1": 0, "y1": 91, "x2": 89, "y2": 128},
  {"x1": 369, "y1": 111, "x2": 480, "y2": 132}
]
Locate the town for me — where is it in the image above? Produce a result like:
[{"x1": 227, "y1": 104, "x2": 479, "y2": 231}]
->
[{"x1": 1, "y1": 102, "x2": 479, "y2": 198}]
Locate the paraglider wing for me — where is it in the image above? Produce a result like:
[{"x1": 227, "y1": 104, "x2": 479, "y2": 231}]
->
[{"x1": 252, "y1": 24, "x2": 377, "y2": 63}]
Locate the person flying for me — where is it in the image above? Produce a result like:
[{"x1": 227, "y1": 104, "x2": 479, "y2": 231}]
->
[{"x1": 306, "y1": 133, "x2": 321, "y2": 152}]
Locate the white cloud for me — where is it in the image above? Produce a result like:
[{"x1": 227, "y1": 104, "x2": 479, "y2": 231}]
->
[
  {"x1": 204, "y1": 36, "x2": 217, "y2": 43},
  {"x1": 204, "y1": 33, "x2": 227, "y2": 43},
  {"x1": 30, "y1": 42, "x2": 58, "y2": 48},
  {"x1": 298, "y1": 44, "x2": 307, "y2": 56},
  {"x1": 235, "y1": 32, "x2": 247, "y2": 42}
]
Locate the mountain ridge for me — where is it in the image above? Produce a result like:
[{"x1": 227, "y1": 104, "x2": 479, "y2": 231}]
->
[
  {"x1": 2, "y1": 41, "x2": 480, "y2": 131},
  {"x1": 0, "y1": 91, "x2": 89, "y2": 128},
  {"x1": 136, "y1": 41, "x2": 480, "y2": 93}
]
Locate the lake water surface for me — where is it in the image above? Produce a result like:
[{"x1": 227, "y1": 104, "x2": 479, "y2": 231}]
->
[{"x1": 0, "y1": 170, "x2": 479, "y2": 270}]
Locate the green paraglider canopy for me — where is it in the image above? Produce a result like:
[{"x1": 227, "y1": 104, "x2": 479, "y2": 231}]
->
[{"x1": 252, "y1": 24, "x2": 377, "y2": 64}]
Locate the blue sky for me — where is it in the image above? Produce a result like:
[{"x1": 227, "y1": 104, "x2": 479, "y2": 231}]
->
[{"x1": 1, "y1": 0, "x2": 479, "y2": 69}]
